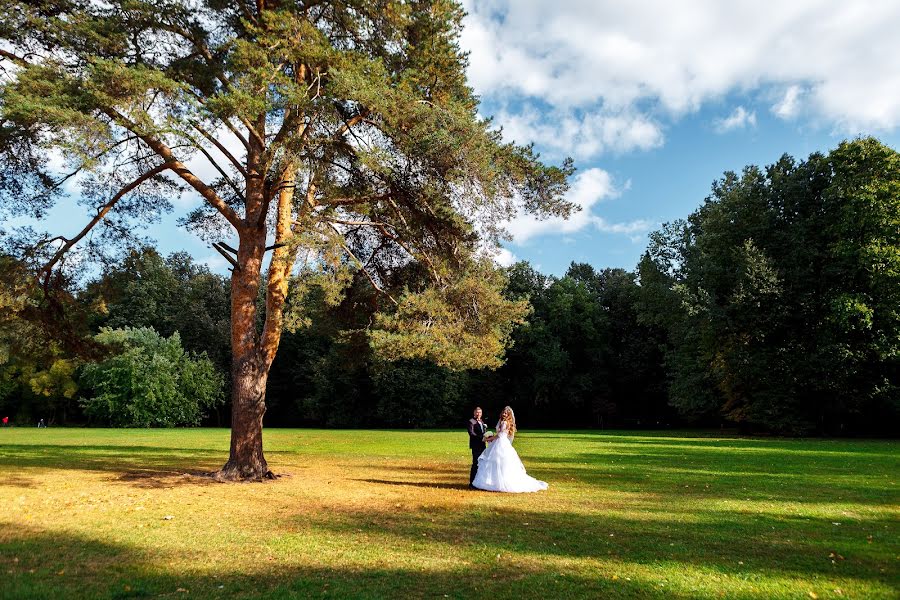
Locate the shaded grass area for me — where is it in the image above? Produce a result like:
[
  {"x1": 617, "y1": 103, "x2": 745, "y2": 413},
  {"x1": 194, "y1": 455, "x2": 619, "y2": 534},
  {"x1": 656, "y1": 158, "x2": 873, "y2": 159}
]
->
[{"x1": 1, "y1": 429, "x2": 897, "y2": 599}]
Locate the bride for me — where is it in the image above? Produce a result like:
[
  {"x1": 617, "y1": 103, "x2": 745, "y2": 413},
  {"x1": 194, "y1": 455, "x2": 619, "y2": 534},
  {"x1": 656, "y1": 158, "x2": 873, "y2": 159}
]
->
[{"x1": 472, "y1": 406, "x2": 548, "y2": 493}]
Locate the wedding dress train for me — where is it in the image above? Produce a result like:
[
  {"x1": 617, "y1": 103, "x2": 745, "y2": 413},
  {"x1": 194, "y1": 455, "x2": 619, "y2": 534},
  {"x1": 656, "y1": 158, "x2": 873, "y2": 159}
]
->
[{"x1": 472, "y1": 421, "x2": 548, "y2": 493}]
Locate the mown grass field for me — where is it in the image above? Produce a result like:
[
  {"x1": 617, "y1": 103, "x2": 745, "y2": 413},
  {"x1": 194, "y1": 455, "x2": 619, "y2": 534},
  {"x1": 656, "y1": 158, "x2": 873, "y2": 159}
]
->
[{"x1": 0, "y1": 428, "x2": 897, "y2": 599}]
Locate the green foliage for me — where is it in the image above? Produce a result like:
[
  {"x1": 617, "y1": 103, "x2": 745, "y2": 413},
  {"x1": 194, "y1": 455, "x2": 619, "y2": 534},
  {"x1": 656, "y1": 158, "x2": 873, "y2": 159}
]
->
[
  {"x1": 0, "y1": 0, "x2": 575, "y2": 380},
  {"x1": 0, "y1": 255, "x2": 84, "y2": 423},
  {"x1": 81, "y1": 247, "x2": 231, "y2": 376},
  {"x1": 372, "y1": 359, "x2": 469, "y2": 427},
  {"x1": 80, "y1": 327, "x2": 224, "y2": 427},
  {"x1": 2, "y1": 1, "x2": 896, "y2": 439},
  {"x1": 370, "y1": 260, "x2": 530, "y2": 370},
  {"x1": 640, "y1": 138, "x2": 900, "y2": 434},
  {"x1": 491, "y1": 262, "x2": 667, "y2": 428}
]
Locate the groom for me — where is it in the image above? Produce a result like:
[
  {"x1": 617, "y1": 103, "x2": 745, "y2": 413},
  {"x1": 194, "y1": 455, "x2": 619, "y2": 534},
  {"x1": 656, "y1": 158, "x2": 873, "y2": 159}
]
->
[{"x1": 467, "y1": 406, "x2": 487, "y2": 487}]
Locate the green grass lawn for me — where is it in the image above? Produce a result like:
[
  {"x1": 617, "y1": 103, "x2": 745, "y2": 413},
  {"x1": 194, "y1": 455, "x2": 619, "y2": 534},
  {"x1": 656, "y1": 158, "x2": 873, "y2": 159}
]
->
[{"x1": 0, "y1": 428, "x2": 897, "y2": 599}]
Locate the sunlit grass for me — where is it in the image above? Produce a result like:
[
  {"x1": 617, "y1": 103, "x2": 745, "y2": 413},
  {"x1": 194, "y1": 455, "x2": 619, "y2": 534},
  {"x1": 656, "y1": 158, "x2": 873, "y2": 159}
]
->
[{"x1": 1, "y1": 428, "x2": 897, "y2": 598}]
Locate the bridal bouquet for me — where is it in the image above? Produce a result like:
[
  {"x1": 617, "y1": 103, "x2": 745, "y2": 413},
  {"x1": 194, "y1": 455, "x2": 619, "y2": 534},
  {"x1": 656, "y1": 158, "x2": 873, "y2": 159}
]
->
[{"x1": 482, "y1": 430, "x2": 494, "y2": 442}]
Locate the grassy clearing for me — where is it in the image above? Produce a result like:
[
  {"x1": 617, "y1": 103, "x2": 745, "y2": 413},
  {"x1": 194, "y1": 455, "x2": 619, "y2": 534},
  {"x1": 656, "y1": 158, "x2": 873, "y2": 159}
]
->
[{"x1": 0, "y1": 428, "x2": 897, "y2": 599}]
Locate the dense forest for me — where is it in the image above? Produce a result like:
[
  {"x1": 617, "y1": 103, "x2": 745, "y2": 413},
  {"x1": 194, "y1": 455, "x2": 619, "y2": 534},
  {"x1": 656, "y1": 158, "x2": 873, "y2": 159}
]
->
[{"x1": 1, "y1": 138, "x2": 898, "y2": 435}]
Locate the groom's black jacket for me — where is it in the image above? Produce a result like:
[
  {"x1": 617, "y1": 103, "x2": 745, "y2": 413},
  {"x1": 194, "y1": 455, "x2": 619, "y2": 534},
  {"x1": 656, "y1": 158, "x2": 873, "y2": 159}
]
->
[{"x1": 468, "y1": 418, "x2": 487, "y2": 451}]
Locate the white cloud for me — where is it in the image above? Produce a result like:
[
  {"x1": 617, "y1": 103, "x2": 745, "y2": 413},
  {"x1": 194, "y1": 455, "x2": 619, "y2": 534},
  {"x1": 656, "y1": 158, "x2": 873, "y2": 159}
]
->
[
  {"x1": 772, "y1": 85, "x2": 804, "y2": 119},
  {"x1": 462, "y1": 0, "x2": 900, "y2": 136},
  {"x1": 491, "y1": 247, "x2": 518, "y2": 267},
  {"x1": 594, "y1": 217, "x2": 654, "y2": 235},
  {"x1": 506, "y1": 168, "x2": 615, "y2": 241},
  {"x1": 496, "y1": 106, "x2": 663, "y2": 160},
  {"x1": 714, "y1": 106, "x2": 757, "y2": 133},
  {"x1": 503, "y1": 167, "x2": 652, "y2": 243}
]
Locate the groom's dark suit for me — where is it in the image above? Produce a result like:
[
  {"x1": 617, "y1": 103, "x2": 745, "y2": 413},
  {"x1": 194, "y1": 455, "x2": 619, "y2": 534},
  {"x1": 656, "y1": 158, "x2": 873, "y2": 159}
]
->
[{"x1": 468, "y1": 417, "x2": 487, "y2": 485}]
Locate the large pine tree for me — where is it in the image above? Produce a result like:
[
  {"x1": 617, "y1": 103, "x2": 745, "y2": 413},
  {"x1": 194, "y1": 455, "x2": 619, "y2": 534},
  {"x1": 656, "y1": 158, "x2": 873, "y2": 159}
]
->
[{"x1": 0, "y1": 0, "x2": 574, "y2": 479}]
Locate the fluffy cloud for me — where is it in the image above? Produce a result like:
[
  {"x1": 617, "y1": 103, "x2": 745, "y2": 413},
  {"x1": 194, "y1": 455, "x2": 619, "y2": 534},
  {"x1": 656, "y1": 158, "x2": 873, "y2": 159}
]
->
[
  {"x1": 462, "y1": 0, "x2": 900, "y2": 142},
  {"x1": 496, "y1": 106, "x2": 663, "y2": 160},
  {"x1": 714, "y1": 106, "x2": 757, "y2": 133},
  {"x1": 772, "y1": 85, "x2": 804, "y2": 120},
  {"x1": 505, "y1": 168, "x2": 651, "y2": 242},
  {"x1": 490, "y1": 247, "x2": 518, "y2": 267}
]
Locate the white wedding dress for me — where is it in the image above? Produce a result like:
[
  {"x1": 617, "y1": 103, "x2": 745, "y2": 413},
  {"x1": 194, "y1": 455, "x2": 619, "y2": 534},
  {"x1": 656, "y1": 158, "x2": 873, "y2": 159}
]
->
[{"x1": 472, "y1": 421, "x2": 548, "y2": 493}]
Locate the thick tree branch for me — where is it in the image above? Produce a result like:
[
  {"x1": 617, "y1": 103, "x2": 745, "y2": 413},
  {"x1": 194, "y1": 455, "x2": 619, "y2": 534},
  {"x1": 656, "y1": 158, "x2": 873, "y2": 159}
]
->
[
  {"x1": 260, "y1": 164, "x2": 300, "y2": 367},
  {"x1": 334, "y1": 113, "x2": 366, "y2": 139},
  {"x1": 102, "y1": 107, "x2": 244, "y2": 230},
  {"x1": 0, "y1": 49, "x2": 29, "y2": 68}
]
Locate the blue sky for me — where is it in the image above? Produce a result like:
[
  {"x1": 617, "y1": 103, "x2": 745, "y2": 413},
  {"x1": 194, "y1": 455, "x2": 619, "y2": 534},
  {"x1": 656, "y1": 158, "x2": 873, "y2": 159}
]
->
[
  {"x1": 16, "y1": 0, "x2": 900, "y2": 277},
  {"x1": 461, "y1": 0, "x2": 900, "y2": 274},
  {"x1": 492, "y1": 103, "x2": 900, "y2": 274}
]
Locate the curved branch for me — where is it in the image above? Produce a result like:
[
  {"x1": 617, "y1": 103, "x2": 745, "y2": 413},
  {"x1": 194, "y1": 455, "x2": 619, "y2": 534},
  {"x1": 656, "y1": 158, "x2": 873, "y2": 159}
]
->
[
  {"x1": 184, "y1": 89, "x2": 250, "y2": 150},
  {"x1": 322, "y1": 217, "x2": 388, "y2": 228},
  {"x1": 102, "y1": 107, "x2": 244, "y2": 231},
  {"x1": 38, "y1": 161, "x2": 174, "y2": 287},
  {"x1": 176, "y1": 70, "x2": 263, "y2": 148},
  {"x1": 321, "y1": 193, "x2": 391, "y2": 207},
  {"x1": 325, "y1": 221, "x2": 398, "y2": 306},
  {"x1": 0, "y1": 49, "x2": 29, "y2": 68}
]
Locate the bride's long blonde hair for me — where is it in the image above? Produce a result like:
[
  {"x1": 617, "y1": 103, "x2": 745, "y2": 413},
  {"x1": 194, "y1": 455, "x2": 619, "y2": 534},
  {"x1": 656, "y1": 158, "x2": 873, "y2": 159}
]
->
[{"x1": 498, "y1": 406, "x2": 517, "y2": 438}]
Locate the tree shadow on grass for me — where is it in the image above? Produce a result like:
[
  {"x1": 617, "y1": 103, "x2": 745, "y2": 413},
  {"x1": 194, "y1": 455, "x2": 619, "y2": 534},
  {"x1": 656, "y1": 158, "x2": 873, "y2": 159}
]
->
[
  {"x1": 114, "y1": 470, "x2": 224, "y2": 489},
  {"x1": 295, "y1": 502, "x2": 897, "y2": 592},
  {"x1": 527, "y1": 443, "x2": 898, "y2": 505},
  {"x1": 0, "y1": 444, "x2": 225, "y2": 473},
  {"x1": 0, "y1": 443, "x2": 232, "y2": 490},
  {"x1": 2, "y1": 476, "x2": 39, "y2": 489},
  {"x1": 359, "y1": 462, "x2": 466, "y2": 475},
  {"x1": 1, "y1": 526, "x2": 724, "y2": 600}
]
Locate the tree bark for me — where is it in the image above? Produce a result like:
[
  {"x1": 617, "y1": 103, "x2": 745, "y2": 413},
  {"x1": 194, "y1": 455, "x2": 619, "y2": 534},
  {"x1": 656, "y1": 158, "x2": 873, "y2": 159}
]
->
[
  {"x1": 218, "y1": 350, "x2": 271, "y2": 480},
  {"x1": 216, "y1": 224, "x2": 273, "y2": 480},
  {"x1": 216, "y1": 136, "x2": 275, "y2": 480}
]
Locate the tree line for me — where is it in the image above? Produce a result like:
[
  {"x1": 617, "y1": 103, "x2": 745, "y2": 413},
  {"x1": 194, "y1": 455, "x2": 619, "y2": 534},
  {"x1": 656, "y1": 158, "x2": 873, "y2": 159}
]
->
[{"x1": 2, "y1": 138, "x2": 896, "y2": 436}]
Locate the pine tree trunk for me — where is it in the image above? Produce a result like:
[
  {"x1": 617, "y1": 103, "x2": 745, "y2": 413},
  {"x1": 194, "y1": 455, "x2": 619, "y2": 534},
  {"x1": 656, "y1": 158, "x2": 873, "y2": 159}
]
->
[
  {"x1": 216, "y1": 217, "x2": 274, "y2": 481},
  {"x1": 214, "y1": 122, "x2": 292, "y2": 482},
  {"x1": 218, "y1": 352, "x2": 271, "y2": 480}
]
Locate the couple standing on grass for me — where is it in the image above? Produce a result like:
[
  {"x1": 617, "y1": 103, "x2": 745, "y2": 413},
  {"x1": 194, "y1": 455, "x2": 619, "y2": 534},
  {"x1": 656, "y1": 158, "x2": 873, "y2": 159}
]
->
[{"x1": 467, "y1": 406, "x2": 548, "y2": 493}]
